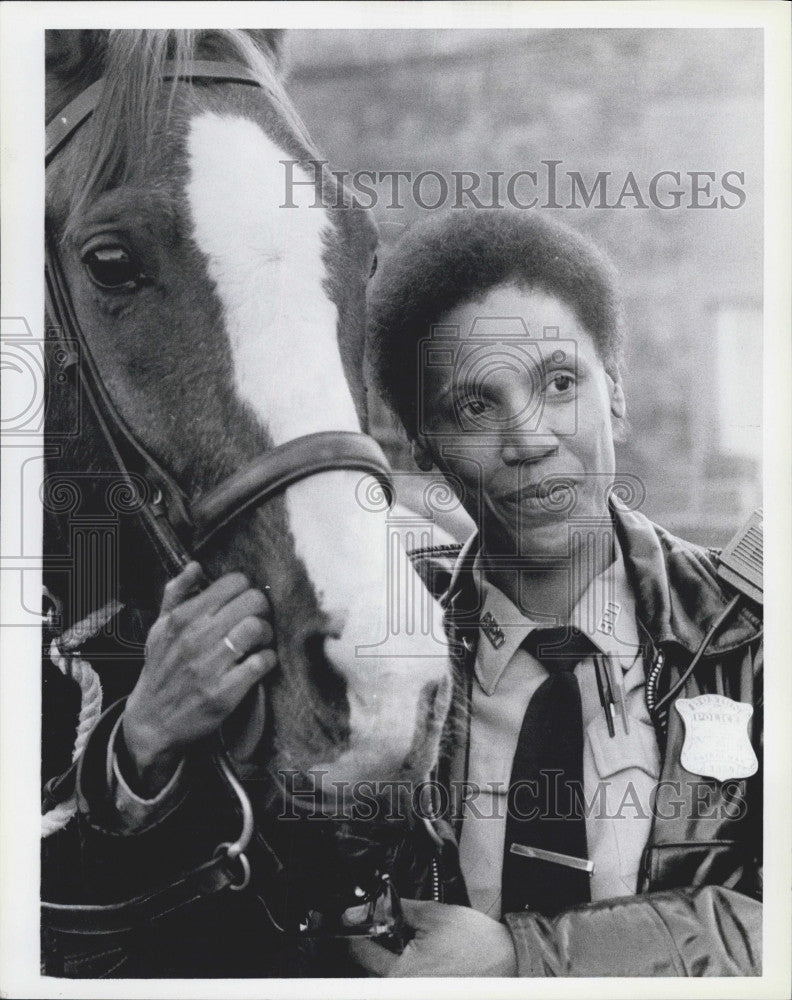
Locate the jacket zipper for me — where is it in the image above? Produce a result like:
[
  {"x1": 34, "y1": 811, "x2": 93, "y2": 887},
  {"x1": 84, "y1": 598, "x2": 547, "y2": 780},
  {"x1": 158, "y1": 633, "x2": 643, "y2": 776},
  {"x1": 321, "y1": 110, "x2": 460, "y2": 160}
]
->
[
  {"x1": 430, "y1": 856, "x2": 441, "y2": 902},
  {"x1": 645, "y1": 648, "x2": 665, "y2": 719}
]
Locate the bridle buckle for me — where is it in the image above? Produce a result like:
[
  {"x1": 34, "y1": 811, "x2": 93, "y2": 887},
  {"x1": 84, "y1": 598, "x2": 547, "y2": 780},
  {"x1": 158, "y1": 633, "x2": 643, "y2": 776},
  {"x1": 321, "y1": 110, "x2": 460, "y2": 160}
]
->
[
  {"x1": 214, "y1": 842, "x2": 252, "y2": 892},
  {"x1": 297, "y1": 872, "x2": 410, "y2": 950}
]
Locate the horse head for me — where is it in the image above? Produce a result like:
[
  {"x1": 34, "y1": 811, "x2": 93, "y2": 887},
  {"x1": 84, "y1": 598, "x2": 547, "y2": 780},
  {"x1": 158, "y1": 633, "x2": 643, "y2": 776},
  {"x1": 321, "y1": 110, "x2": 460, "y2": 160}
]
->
[{"x1": 44, "y1": 30, "x2": 452, "y2": 822}]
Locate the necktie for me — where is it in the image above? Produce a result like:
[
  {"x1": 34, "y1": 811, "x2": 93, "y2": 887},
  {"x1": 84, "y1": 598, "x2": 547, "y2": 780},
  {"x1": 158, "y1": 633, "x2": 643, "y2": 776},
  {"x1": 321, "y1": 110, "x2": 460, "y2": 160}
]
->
[{"x1": 501, "y1": 627, "x2": 595, "y2": 917}]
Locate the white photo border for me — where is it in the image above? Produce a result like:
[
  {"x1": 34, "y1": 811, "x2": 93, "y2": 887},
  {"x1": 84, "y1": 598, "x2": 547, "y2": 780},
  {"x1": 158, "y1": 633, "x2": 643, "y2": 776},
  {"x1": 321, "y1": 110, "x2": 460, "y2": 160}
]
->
[{"x1": 1, "y1": 2, "x2": 789, "y2": 998}]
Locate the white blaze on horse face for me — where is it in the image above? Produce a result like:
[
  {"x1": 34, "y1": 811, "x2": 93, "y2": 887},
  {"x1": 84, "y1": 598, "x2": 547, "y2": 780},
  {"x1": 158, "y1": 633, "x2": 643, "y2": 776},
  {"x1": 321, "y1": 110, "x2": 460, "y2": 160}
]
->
[
  {"x1": 186, "y1": 113, "x2": 356, "y2": 440},
  {"x1": 187, "y1": 113, "x2": 449, "y2": 777}
]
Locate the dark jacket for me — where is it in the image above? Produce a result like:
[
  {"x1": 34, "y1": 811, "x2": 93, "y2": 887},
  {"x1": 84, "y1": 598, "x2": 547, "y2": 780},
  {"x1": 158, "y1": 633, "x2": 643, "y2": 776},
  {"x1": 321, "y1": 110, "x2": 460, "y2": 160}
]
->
[
  {"x1": 408, "y1": 504, "x2": 762, "y2": 976},
  {"x1": 41, "y1": 506, "x2": 762, "y2": 977}
]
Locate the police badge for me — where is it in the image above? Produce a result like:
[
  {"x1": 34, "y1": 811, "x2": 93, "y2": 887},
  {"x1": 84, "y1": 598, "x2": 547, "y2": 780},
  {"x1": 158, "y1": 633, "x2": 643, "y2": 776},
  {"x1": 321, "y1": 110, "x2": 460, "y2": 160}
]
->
[{"x1": 675, "y1": 694, "x2": 759, "y2": 782}]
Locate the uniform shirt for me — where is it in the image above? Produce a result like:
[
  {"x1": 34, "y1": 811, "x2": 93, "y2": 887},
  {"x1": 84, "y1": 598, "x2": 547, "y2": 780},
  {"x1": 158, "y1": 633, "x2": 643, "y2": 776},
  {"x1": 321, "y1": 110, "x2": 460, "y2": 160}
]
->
[{"x1": 456, "y1": 538, "x2": 661, "y2": 918}]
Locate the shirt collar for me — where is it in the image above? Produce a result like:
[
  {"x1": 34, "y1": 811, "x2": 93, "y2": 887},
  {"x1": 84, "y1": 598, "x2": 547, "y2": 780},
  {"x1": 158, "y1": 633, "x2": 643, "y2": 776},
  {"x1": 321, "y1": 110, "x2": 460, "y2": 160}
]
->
[{"x1": 472, "y1": 537, "x2": 641, "y2": 697}]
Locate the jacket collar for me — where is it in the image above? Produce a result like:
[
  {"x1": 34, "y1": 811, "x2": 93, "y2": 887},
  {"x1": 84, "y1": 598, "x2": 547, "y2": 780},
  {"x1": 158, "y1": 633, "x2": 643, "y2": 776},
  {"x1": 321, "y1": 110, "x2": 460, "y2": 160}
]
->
[{"x1": 443, "y1": 505, "x2": 761, "y2": 658}]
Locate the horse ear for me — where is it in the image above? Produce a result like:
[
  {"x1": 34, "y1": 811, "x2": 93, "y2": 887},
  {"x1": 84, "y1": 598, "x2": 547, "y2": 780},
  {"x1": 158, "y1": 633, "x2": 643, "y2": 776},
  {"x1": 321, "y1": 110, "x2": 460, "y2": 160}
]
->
[
  {"x1": 46, "y1": 29, "x2": 108, "y2": 81},
  {"x1": 246, "y1": 29, "x2": 287, "y2": 76},
  {"x1": 46, "y1": 30, "x2": 108, "y2": 121}
]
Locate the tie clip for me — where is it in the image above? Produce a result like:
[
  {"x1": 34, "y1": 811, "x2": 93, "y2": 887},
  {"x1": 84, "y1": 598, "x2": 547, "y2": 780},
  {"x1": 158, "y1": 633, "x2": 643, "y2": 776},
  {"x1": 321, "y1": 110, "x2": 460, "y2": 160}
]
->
[{"x1": 510, "y1": 843, "x2": 594, "y2": 874}]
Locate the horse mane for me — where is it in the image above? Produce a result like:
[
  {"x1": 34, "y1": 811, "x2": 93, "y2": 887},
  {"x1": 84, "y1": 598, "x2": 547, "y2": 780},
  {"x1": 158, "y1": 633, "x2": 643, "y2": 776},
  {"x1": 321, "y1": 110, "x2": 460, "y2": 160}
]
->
[{"x1": 70, "y1": 29, "x2": 316, "y2": 217}]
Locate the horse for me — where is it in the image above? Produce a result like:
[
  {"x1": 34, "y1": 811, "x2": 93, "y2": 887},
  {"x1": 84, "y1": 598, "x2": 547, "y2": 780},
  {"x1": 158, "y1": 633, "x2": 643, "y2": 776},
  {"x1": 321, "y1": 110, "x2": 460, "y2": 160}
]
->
[{"x1": 41, "y1": 28, "x2": 452, "y2": 976}]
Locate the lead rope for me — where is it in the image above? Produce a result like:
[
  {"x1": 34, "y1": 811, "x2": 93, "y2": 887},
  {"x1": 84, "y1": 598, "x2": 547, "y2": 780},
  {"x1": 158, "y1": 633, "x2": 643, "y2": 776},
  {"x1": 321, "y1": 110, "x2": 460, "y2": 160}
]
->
[{"x1": 40, "y1": 597, "x2": 123, "y2": 838}]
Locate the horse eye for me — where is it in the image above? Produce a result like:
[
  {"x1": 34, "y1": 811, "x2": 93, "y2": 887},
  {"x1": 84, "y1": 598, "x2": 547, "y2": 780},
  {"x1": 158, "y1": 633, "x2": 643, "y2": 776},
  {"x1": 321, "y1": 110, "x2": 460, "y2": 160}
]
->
[
  {"x1": 368, "y1": 253, "x2": 378, "y2": 279},
  {"x1": 82, "y1": 247, "x2": 147, "y2": 291}
]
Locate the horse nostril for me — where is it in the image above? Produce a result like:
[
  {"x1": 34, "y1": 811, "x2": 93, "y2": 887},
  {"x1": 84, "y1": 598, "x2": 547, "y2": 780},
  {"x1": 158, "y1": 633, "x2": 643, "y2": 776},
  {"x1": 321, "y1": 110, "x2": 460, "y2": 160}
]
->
[{"x1": 426, "y1": 684, "x2": 441, "y2": 722}]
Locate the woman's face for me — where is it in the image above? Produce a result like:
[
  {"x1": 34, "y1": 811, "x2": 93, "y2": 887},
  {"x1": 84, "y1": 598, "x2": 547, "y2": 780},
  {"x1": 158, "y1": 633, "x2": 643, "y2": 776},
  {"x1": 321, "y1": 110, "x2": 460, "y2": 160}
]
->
[{"x1": 415, "y1": 283, "x2": 625, "y2": 557}]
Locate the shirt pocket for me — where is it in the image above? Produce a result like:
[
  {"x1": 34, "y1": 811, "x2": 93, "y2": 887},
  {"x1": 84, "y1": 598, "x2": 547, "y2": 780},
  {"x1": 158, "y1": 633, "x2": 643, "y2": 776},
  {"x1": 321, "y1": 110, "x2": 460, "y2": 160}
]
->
[
  {"x1": 588, "y1": 715, "x2": 660, "y2": 781},
  {"x1": 586, "y1": 715, "x2": 661, "y2": 895}
]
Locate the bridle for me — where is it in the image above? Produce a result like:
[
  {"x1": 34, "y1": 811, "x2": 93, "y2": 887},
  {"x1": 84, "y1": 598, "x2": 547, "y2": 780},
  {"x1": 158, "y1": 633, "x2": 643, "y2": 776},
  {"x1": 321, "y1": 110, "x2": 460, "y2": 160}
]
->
[{"x1": 42, "y1": 60, "x2": 410, "y2": 949}]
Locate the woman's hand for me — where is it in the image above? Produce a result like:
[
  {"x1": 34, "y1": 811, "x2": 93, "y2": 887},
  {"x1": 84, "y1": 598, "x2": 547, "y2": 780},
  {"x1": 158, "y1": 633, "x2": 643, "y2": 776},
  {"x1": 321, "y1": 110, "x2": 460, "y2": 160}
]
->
[
  {"x1": 349, "y1": 899, "x2": 518, "y2": 977},
  {"x1": 121, "y1": 562, "x2": 276, "y2": 795}
]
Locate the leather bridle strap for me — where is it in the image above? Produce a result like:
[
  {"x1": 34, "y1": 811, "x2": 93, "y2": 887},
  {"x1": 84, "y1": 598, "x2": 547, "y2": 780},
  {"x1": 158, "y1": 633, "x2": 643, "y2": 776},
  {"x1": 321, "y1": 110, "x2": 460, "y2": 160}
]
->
[
  {"x1": 45, "y1": 235, "x2": 194, "y2": 575},
  {"x1": 192, "y1": 432, "x2": 392, "y2": 552},
  {"x1": 46, "y1": 61, "x2": 261, "y2": 164},
  {"x1": 42, "y1": 853, "x2": 243, "y2": 935},
  {"x1": 45, "y1": 232, "x2": 393, "y2": 571}
]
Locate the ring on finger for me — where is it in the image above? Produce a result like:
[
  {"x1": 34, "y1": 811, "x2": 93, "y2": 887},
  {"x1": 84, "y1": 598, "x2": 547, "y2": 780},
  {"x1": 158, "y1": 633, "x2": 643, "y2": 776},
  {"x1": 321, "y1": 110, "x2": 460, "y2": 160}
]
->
[{"x1": 223, "y1": 635, "x2": 241, "y2": 658}]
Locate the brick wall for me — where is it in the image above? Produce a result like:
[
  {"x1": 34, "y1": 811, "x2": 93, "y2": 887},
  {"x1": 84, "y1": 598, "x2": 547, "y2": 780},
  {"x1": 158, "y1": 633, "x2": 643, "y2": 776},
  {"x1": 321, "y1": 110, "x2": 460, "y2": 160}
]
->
[{"x1": 287, "y1": 29, "x2": 763, "y2": 546}]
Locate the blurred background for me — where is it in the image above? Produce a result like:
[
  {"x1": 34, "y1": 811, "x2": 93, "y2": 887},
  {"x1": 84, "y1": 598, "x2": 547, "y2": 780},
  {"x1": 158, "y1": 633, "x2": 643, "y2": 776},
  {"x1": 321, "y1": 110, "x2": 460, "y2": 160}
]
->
[{"x1": 286, "y1": 28, "x2": 763, "y2": 547}]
